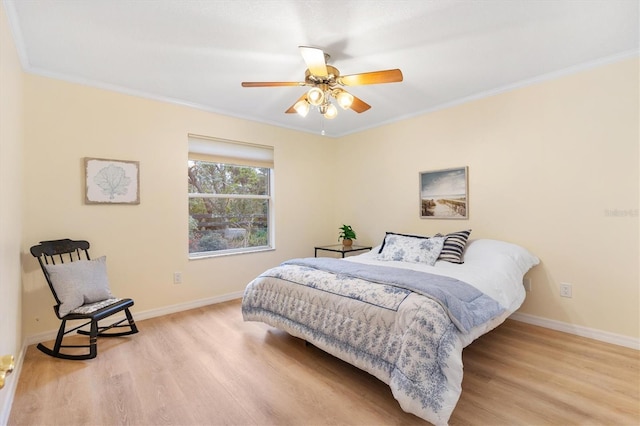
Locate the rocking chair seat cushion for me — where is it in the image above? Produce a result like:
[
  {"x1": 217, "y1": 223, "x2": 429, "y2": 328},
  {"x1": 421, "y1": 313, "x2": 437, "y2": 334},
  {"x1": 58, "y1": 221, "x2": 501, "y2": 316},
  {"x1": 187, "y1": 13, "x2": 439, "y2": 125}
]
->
[
  {"x1": 44, "y1": 256, "x2": 115, "y2": 316},
  {"x1": 70, "y1": 297, "x2": 123, "y2": 315}
]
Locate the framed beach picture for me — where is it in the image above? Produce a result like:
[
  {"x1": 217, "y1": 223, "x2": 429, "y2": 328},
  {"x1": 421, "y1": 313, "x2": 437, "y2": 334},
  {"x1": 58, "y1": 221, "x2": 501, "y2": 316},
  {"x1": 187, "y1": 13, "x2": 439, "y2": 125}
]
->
[
  {"x1": 84, "y1": 157, "x2": 140, "y2": 204},
  {"x1": 419, "y1": 166, "x2": 468, "y2": 219}
]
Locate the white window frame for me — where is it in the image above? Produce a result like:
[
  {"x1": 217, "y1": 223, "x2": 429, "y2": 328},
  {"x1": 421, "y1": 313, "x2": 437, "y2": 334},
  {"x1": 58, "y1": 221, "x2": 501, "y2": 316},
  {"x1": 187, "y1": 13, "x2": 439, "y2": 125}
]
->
[{"x1": 188, "y1": 135, "x2": 275, "y2": 259}]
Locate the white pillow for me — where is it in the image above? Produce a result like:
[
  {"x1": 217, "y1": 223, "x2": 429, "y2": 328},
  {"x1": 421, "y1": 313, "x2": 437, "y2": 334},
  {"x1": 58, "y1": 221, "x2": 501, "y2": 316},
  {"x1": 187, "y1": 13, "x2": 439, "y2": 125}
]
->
[
  {"x1": 377, "y1": 234, "x2": 445, "y2": 266},
  {"x1": 44, "y1": 256, "x2": 114, "y2": 317},
  {"x1": 463, "y1": 239, "x2": 539, "y2": 274}
]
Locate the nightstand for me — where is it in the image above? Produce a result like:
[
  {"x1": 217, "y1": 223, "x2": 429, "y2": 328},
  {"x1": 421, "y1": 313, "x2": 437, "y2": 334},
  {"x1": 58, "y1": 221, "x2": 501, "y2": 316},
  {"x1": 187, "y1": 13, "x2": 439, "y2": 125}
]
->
[{"x1": 314, "y1": 244, "x2": 372, "y2": 258}]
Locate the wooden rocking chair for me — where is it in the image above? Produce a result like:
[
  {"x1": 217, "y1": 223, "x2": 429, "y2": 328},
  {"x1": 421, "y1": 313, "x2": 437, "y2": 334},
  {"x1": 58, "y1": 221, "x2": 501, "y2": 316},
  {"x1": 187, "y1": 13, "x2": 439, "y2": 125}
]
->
[{"x1": 30, "y1": 238, "x2": 138, "y2": 360}]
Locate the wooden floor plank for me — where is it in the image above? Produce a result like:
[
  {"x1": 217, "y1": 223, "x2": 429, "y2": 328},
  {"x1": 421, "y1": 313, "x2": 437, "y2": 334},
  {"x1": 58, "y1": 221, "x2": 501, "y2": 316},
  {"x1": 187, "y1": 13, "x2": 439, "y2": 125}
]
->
[{"x1": 9, "y1": 299, "x2": 640, "y2": 425}]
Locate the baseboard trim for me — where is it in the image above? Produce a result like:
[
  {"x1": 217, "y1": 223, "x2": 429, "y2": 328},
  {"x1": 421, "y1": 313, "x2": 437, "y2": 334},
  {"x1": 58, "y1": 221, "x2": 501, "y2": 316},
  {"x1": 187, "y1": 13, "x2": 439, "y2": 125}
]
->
[
  {"x1": 133, "y1": 291, "x2": 245, "y2": 322},
  {"x1": 24, "y1": 291, "x2": 245, "y2": 347},
  {"x1": 510, "y1": 312, "x2": 640, "y2": 350}
]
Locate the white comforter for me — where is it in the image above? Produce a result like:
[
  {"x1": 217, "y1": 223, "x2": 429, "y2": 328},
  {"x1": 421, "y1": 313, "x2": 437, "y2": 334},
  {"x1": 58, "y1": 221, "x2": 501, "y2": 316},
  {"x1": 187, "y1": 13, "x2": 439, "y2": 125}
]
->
[{"x1": 242, "y1": 239, "x2": 538, "y2": 425}]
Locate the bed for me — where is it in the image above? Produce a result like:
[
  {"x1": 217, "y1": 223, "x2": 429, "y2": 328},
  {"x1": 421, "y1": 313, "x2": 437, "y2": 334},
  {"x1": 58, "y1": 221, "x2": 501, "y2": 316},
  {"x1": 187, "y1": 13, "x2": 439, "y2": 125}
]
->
[{"x1": 242, "y1": 232, "x2": 539, "y2": 425}]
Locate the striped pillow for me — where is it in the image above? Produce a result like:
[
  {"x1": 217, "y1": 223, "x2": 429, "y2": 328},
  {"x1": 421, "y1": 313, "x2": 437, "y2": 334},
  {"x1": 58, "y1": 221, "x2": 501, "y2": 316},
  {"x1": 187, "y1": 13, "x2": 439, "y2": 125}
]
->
[{"x1": 435, "y1": 229, "x2": 472, "y2": 264}]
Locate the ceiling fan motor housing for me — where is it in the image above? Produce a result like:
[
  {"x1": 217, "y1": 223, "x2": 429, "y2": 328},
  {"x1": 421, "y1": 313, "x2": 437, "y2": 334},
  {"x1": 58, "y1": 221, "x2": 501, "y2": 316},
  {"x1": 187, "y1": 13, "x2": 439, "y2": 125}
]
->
[{"x1": 305, "y1": 65, "x2": 340, "y2": 86}]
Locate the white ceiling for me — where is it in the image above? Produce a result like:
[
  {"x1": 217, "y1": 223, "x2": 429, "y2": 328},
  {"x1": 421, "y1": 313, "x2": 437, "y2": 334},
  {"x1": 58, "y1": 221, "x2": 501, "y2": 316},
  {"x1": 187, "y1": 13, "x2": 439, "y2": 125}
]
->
[{"x1": 5, "y1": 0, "x2": 639, "y2": 138}]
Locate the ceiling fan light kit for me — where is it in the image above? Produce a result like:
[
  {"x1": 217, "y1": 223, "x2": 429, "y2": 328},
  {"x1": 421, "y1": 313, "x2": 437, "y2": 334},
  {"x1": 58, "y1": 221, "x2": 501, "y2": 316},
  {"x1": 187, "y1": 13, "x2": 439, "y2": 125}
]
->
[
  {"x1": 292, "y1": 86, "x2": 353, "y2": 120},
  {"x1": 241, "y1": 46, "x2": 403, "y2": 122}
]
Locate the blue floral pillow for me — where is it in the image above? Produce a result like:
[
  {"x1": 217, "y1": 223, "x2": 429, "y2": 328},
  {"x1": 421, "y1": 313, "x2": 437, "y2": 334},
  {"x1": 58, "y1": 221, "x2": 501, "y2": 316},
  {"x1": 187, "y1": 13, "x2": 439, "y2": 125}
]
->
[{"x1": 377, "y1": 234, "x2": 445, "y2": 265}]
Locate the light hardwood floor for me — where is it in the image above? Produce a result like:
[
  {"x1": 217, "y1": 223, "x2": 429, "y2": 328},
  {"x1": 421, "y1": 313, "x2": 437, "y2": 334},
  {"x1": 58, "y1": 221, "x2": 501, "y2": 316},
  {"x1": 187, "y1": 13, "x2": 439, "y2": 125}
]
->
[{"x1": 9, "y1": 299, "x2": 640, "y2": 425}]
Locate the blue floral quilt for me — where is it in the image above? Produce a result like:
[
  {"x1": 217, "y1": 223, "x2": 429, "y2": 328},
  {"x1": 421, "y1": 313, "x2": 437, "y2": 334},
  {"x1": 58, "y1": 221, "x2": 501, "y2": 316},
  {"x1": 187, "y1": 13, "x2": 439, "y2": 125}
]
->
[{"x1": 242, "y1": 259, "x2": 503, "y2": 425}]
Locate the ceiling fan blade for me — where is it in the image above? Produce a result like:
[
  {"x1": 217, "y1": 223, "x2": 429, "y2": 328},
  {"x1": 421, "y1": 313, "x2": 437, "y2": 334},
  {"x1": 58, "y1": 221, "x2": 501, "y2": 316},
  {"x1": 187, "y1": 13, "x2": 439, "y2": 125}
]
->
[
  {"x1": 285, "y1": 93, "x2": 308, "y2": 113},
  {"x1": 242, "y1": 81, "x2": 304, "y2": 87},
  {"x1": 339, "y1": 69, "x2": 403, "y2": 86},
  {"x1": 299, "y1": 46, "x2": 328, "y2": 78},
  {"x1": 349, "y1": 95, "x2": 371, "y2": 113}
]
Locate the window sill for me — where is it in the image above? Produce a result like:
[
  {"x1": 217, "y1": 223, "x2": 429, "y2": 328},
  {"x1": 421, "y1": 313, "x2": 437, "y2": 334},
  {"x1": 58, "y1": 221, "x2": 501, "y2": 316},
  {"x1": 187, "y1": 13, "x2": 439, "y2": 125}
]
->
[{"x1": 189, "y1": 246, "x2": 275, "y2": 260}]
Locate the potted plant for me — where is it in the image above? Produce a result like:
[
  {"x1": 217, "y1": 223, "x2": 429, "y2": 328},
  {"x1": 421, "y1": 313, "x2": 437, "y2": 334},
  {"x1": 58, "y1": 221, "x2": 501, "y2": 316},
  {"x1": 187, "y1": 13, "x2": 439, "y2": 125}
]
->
[{"x1": 338, "y1": 224, "x2": 357, "y2": 246}]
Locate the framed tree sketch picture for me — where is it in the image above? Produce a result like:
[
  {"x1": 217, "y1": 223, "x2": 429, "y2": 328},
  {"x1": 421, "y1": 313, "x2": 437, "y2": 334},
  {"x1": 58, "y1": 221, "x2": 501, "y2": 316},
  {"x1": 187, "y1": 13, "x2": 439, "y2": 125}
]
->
[
  {"x1": 85, "y1": 158, "x2": 140, "y2": 204},
  {"x1": 419, "y1": 166, "x2": 468, "y2": 219}
]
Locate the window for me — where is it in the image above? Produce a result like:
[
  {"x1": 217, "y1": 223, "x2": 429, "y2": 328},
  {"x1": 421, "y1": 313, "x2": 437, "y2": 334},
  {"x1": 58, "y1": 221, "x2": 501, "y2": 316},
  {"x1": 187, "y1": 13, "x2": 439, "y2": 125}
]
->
[{"x1": 188, "y1": 135, "x2": 274, "y2": 257}]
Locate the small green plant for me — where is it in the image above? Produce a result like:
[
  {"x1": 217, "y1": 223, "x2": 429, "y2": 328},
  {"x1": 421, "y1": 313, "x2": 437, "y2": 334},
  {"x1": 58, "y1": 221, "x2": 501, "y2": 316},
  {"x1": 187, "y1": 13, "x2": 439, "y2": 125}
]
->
[{"x1": 338, "y1": 224, "x2": 357, "y2": 242}]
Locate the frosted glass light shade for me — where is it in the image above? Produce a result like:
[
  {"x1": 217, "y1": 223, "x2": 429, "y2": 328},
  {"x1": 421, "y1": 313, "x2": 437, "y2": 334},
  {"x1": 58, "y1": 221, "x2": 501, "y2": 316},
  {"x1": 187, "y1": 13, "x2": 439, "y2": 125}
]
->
[
  {"x1": 323, "y1": 103, "x2": 338, "y2": 119},
  {"x1": 294, "y1": 100, "x2": 310, "y2": 117},
  {"x1": 307, "y1": 87, "x2": 325, "y2": 106},
  {"x1": 336, "y1": 91, "x2": 354, "y2": 109}
]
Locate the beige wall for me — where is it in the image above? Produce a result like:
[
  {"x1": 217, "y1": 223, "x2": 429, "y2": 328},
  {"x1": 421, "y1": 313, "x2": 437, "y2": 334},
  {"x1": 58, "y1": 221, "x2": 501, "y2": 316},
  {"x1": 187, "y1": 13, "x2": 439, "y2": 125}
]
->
[
  {"x1": 337, "y1": 58, "x2": 639, "y2": 339},
  {"x1": 21, "y1": 74, "x2": 337, "y2": 337},
  {"x1": 0, "y1": 0, "x2": 24, "y2": 418}
]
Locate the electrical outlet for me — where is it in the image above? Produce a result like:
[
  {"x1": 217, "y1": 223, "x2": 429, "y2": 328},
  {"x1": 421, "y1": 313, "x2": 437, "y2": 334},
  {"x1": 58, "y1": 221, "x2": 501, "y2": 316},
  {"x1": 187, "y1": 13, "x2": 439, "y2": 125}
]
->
[
  {"x1": 173, "y1": 272, "x2": 182, "y2": 285},
  {"x1": 560, "y1": 282, "x2": 572, "y2": 298},
  {"x1": 523, "y1": 278, "x2": 532, "y2": 292}
]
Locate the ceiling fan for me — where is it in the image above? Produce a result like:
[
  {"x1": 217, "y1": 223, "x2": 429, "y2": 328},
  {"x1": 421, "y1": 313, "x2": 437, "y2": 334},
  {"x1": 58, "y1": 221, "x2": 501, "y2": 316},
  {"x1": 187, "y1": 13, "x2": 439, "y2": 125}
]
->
[{"x1": 241, "y1": 46, "x2": 403, "y2": 119}]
